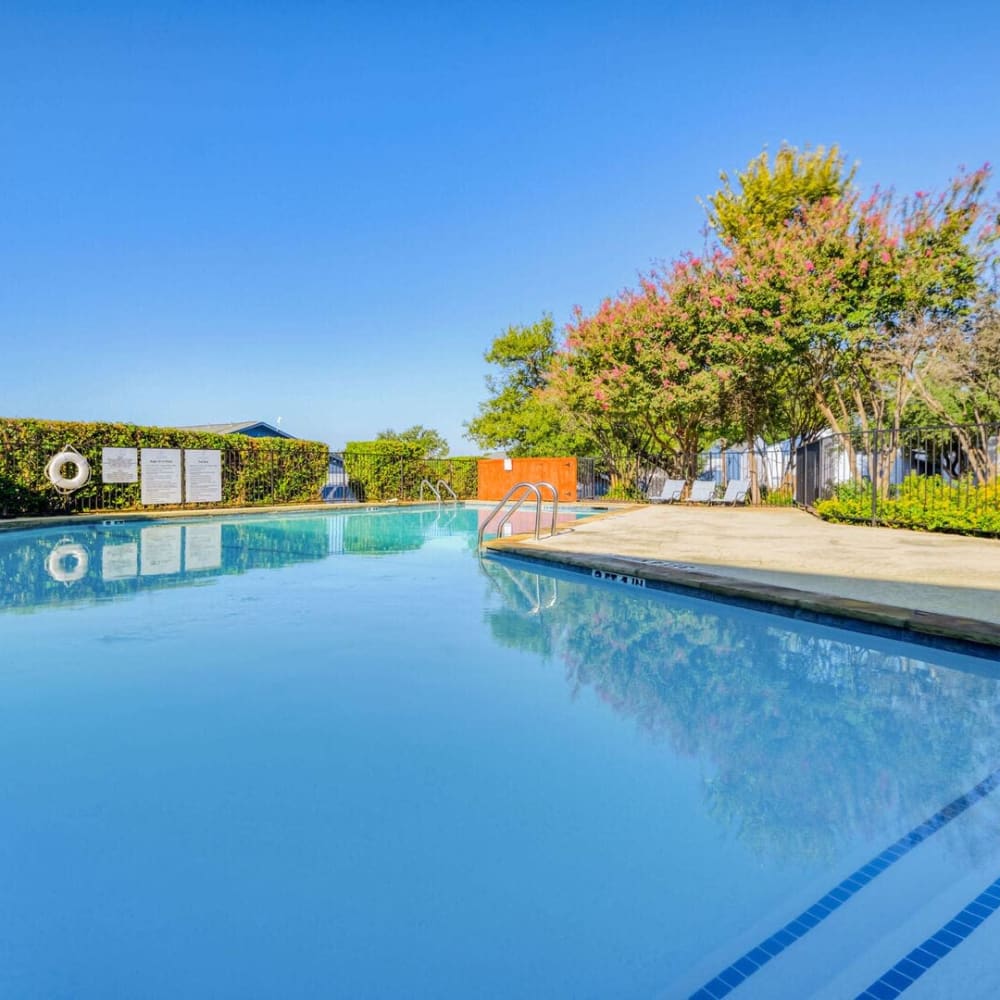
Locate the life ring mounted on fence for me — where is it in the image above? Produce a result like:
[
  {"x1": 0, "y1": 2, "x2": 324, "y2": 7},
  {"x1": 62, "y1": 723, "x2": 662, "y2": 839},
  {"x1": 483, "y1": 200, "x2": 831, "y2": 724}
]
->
[
  {"x1": 45, "y1": 541, "x2": 90, "y2": 584},
  {"x1": 45, "y1": 445, "x2": 92, "y2": 494}
]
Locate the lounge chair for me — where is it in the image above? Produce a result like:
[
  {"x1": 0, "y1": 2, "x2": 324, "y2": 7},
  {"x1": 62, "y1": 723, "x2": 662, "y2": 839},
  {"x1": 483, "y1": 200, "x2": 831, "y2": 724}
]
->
[
  {"x1": 709, "y1": 478, "x2": 751, "y2": 505},
  {"x1": 648, "y1": 478, "x2": 686, "y2": 503},
  {"x1": 683, "y1": 479, "x2": 717, "y2": 503}
]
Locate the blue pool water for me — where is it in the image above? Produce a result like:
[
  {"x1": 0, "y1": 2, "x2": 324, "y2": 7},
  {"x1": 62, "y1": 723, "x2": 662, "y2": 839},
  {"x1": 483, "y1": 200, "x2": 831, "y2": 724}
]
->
[{"x1": 2, "y1": 507, "x2": 1000, "y2": 998}]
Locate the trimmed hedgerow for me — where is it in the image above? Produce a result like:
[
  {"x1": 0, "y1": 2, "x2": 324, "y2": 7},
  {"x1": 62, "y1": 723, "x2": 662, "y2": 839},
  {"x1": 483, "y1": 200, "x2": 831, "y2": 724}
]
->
[
  {"x1": 0, "y1": 417, "x2": 329, "y2": 517},
  {"x1": 816, "y1": 474, "x2": 1000, "y2": 537},
  {"x1": 343, "y1": 440, "x2": 478, "y2": 502}
]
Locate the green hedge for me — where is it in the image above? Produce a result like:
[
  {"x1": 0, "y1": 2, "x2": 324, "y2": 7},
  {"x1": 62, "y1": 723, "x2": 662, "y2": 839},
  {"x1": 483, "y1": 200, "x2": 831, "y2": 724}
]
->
[
  {"x1": 0, "y1": 417, "x2": 329, "y2": 517},
  {"x1": 343, "y1": 441, "x2": 479, "y2": 502},
  {"x1": 816, "y1": 474, "x2": 1000, "y2": 536}
]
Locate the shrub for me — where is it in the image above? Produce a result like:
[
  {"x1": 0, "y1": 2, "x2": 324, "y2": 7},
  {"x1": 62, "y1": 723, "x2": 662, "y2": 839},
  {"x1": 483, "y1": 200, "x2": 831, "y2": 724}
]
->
[
  {"x1": 761, "y1": 485, "x2": 795, "y2": 507},
  {"x1": 606, "y1": 481, "x2": 644, "y2": 502},
  {"x1": 817, "y1": 474, "x2": 1000, "y2": 536},
  {"x1": 343, "y1": 441, "x2": 479, "y2": 502}
]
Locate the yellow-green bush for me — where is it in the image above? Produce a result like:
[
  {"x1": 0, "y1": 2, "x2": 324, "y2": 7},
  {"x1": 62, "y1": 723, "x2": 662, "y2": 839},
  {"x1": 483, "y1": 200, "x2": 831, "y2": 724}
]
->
[{"x1": 816, "y1": 474, "x2": 1000, "y2": 536}]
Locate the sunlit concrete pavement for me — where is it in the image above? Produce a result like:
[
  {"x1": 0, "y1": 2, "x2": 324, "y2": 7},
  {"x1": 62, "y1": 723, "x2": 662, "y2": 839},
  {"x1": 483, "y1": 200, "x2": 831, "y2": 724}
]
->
[{"x1": 489, "y1": 505, "x2": 1000, "y2": 649}]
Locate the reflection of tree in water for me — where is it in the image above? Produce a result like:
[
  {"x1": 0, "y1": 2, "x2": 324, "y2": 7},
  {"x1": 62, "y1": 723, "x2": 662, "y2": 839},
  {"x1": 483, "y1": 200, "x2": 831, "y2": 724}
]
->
[
  {"x1": 338, "y1": 508, "x2": 478, "y2": 555},
  {"x1": 483, "y1": 558, "x2": 1000, "y2": 862}
]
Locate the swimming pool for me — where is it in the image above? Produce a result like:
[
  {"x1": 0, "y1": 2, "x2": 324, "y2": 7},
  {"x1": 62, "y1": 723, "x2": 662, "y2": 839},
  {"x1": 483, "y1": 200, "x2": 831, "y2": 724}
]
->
[{"x1": 2, "y1": 507, "x2": 999, "y2": 998}]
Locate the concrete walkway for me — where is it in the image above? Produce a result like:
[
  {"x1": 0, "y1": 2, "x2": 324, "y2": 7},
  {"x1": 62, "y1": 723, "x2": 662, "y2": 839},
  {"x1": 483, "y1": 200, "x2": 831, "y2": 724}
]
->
[{"x1": 488, "y1": 505, "x2": 1000, "y2": 651}]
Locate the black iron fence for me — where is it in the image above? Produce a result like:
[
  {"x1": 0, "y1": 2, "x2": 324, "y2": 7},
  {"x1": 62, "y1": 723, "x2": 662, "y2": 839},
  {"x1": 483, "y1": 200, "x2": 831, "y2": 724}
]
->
[
  {"x1": 792, "y1": 424, "x2": 1000, "y2": 531},
  {"x1": 579, "y1": 423, "x2": 1000, "y2": 534},
  {"x1": 1, "y1": 440, "x2": 327, "y2": 518},
  {"x1": 6, "y1": 425, "x2": 998, "y2": 536}
]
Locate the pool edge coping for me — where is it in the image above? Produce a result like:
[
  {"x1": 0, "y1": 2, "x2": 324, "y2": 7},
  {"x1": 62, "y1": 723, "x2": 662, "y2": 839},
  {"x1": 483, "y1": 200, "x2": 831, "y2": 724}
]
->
[{"x1": 484, "y1": 537, "x2": 1000, "y2": 654}]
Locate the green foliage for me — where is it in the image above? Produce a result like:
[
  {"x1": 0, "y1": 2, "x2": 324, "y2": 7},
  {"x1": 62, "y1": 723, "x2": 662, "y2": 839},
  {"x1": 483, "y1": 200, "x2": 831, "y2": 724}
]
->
[
  {"x1": 605, "y1": 481, "x2": 644, "y2": 502},
  {"x1": 423, "y1": 457, "x2": 478, "y2": 498},
  {"x1": 376, "y1": 424, "x2": 450, "y2": 458},
  {"x1": 0, "y1": 417, "x2": 328, "y2": 517},
  {"x1": 761, "y1": 485, "x2": 795, "y2": 507},
  {"x1": 343, "y1": 440, "x2": 478, "y2": 501},
  {"x1": 466, "y1": 315, "x2": 596, "y2": 457},
  {"x1": 707, "y1": 143, "x2": 854, "y2": 242},
  {"x1": 344, "y1": 439, "x2": 424, "y2": 501},
  {"x1": 817, "y1": 475, "x2": 1000, "y2": 536}
]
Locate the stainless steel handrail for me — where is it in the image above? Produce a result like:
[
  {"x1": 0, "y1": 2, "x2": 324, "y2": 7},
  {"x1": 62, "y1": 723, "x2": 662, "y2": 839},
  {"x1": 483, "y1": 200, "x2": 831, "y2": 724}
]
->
[
  {"x1": 436, "y1": 479, "x2": 458, "y2": 503},
  {"x1": 419, "y1": 479, "x2": 441, "y2": 502},
  {"x1": 536, "y1": 481, "x2": 559, "y2": 537},
  {"x1": 477, "y1": 481, "x2": 561, "y2": 547}
]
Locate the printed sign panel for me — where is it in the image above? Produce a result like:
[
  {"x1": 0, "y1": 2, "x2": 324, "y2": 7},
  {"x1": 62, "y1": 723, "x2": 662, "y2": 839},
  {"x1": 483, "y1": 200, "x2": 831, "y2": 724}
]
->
[
  {"x1": 140, "y1": 449, "x2": 182, "y2": 505},
  {"x1": 102, "y1": 447, "x2": 138, "y2": 484},
  {"x1": 184, "y1": 523, "x2": 222, "y2": 571},
  {"x1": 140, "y1": 526, "x2": 182, "y2": 576},
  {"x1": 184, "y1": 449, "x2": 222, "y2": 503}
]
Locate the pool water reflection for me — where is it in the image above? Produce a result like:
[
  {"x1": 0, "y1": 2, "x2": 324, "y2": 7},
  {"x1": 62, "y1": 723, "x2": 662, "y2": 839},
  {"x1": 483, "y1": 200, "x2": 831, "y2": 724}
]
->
[{"x1": 1, "y1": 509, "x2": 998, "y2": 998}]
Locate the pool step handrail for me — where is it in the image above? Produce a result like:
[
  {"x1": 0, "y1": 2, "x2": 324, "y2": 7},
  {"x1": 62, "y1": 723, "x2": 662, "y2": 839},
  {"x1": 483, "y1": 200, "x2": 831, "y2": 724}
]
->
[
  {"x1": 419, "y1": 479, "x2": 441, "y2": 503},
  {"x1": 477, "y1": 481, "x2": 560, "y2": 547},
  {"x1": 436, "y1": 479, "x2": 458, "y2": 503}
]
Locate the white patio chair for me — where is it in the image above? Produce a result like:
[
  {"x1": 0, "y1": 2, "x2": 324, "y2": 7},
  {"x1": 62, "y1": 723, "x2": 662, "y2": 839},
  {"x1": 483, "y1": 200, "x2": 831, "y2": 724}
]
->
[
  {"x1": 648, "y1": 479, "x2": 686, "y2": 503},
  {"x1": 709, "y1": 478, "x2": 751, "y2": 505},
  {"x1": 683, "y1": 479, "x2": 717, "y2": 503}
]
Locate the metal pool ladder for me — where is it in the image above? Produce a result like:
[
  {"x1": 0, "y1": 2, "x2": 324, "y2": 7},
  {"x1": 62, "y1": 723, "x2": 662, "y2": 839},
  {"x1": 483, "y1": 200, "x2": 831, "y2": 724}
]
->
[
  {"x1": 477, "y1": 481, "x2": 559, "y2": 547},
  {"x1": 419, "y1": 479, "x2": 458, "y2": 503}
]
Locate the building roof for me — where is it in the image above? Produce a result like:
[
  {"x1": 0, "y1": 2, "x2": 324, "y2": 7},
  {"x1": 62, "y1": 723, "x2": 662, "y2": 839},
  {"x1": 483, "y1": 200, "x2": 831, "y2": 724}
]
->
[{"x1": 177, "y1": 421, "x2": 296, "y2": 439}]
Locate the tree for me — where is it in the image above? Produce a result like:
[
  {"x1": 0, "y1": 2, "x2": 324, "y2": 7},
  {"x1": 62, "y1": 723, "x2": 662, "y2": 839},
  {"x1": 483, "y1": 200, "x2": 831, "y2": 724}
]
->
[
  {"x1": 549, "y1": 266, "x2": 722, "y2": 492},
  {"x1": 706, "y1": 159, "x2": 995, "y2": 496},
  {"x1": 702, "y1": 144, "x2": 857, "y2": 500},
  {"x1": 707, "y1": 143, "x2": 855, "y2": 244},
  {"x1": 466, "y1": 316, "x2": 594, "y2": 456},
  {"x1": 376, "y1": 425, "x2": 449, "y2": 458},
  {"x1": 797, "y1": 169, "x2": 992, "y2": 489},
  {"x1": 911, "y1": 279, "x2": 1000, "y2": 481}
]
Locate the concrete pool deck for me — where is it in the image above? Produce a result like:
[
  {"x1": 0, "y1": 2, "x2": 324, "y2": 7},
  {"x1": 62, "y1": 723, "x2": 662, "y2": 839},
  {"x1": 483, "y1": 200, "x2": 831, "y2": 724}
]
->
[{"x1": 486, "y1": 505, "x2": 1000, "y2": 652}]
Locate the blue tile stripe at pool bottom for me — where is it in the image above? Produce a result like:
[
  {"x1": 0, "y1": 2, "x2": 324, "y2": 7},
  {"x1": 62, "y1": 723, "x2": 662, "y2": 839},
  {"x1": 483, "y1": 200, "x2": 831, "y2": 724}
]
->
[
  {"x1": 854, "y1": 875, "x2": 1000, "y2": 999},
  {"x1": 688, "y1": 767, "x2": 1000, "y2": 1000}
]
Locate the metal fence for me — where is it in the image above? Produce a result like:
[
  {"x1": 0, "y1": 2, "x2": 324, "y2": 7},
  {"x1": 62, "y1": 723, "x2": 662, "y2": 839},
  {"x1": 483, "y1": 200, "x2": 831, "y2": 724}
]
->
[
  {"x1": 8, "y1": 426, "x2": 998, "y2": 530},
  {"x1": 793, "y1": 424, "x2": 1000, "y2": 526},
  {"x1": 0, "y1": 441, "x2": 327, "y2": 518},
  {"x1": 1, "y1": 442, "x2": 481, "y2": 518},
  {"x1": 578, "y1": 423, "x2": 1000, "y2": 525}
]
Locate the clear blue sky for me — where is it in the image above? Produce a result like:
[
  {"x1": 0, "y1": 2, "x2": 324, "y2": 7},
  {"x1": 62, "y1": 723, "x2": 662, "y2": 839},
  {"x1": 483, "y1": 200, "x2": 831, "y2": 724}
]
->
[{"x1": 2, "y1": 2, "x2": 997, "y2": 451}]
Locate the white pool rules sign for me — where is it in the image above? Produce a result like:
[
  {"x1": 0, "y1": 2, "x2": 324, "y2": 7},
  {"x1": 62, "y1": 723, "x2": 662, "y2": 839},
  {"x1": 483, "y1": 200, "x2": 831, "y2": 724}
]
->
[{"x1": 184, "y1": 449, "x2": 222, "y2": 503}]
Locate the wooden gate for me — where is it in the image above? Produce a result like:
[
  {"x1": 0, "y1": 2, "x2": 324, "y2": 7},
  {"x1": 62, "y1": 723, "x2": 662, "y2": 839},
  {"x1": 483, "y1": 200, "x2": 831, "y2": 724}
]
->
[{"x1": 476, "y1": 457, "x2": 578, "y2": 502}]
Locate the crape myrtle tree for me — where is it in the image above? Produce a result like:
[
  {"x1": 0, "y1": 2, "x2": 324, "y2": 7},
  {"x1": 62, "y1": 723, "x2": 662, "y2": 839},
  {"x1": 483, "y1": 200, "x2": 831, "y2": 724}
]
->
[
  {"x1": 701, "y1": 145, "x2": 855, "y2": 501},
  {"x1": 909, "y1": 275, "x2": 1000, "y2": 482},
  {"x1": 469, "y1": 145, "x2": 998, "y2": 502},
  {"x1": 550, "y1": 145, "x2": 856, "y2": 502},
  {"x1": 723, "y1": 166, "x2": 996, "y2": 492},
  {"x1": 692, "y1": 149, "x2": 996, "y2": 497},
  {"x1": 547, "y1": 267, "x2": 723, "y2": 496}
]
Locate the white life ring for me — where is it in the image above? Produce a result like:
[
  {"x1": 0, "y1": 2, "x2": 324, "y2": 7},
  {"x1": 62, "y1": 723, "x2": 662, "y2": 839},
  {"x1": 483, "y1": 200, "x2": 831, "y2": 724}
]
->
[
  {"x1": 45, "y1": 448, "x2": 92, "y2": 493},
  {"x1": 45, "y1": 542, "x2": 90, "y2": 584}
]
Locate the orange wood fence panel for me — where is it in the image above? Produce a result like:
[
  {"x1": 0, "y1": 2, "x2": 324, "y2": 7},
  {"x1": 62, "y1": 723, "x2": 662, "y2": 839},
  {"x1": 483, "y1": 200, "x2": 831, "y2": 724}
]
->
[{"x1": 476, "y1": 457, "x2": 578, "y2": 502}]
